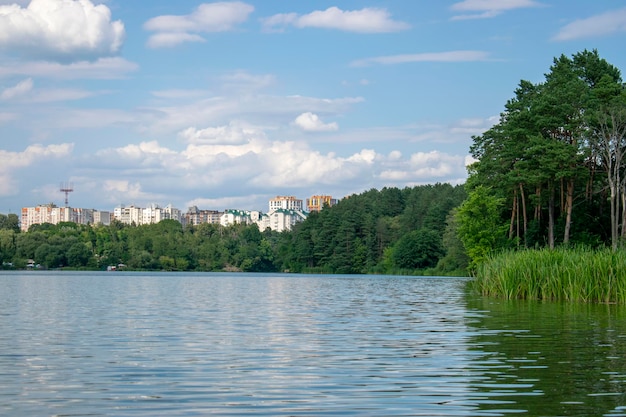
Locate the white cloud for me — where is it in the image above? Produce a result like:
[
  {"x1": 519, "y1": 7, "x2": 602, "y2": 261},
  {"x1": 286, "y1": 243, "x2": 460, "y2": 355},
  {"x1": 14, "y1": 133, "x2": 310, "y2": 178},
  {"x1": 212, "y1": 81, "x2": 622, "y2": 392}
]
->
[
  {"x1": 294, "y1": 112, "x2": 338, "y2": 132},
  {"x1": 92, "y1": 133, "x2": 468, "y2": 203},
  {"x1": 0, "y1": 0, "x2": 125, "y2": 61},
  {"x1": 1, "y1": 78, "x2": 99, "y2": 103},
  {"x1": 351, "y1": 50, "x2": 490, "y2": 67},
  {"x1": 0, "y1": 143, "x2": 74, "y2": 197},
  {"x1": 262, "y1": 6, "x2": 409, "y2": 33},
  {"x1": 178, "y1": 123, "x2": 261, "y2": 145},
  {"x1": 380, "y1": 151, "x2": 465, "y2": 182},
  {"x1": 1, "y1": 78, "x2": 33, "y2": 100},
  {"x1": 0, "y1": 57, "x2": 139, "y2": 79},
  {"x1": 553, "y1": 7, "x2": 626, "y2": 41},
  {"x1": 144, "y1": 1, "x2": 254, "y2": 48},
  {"x1": 102, "y1": 180, "x2": 163, "y2": 206},
  {"x1": 146, "y1": 32, "x2": 206, "y2": 49},
  {"x1": 450, "y1": 0, "x2": 542, "y2": 20}
]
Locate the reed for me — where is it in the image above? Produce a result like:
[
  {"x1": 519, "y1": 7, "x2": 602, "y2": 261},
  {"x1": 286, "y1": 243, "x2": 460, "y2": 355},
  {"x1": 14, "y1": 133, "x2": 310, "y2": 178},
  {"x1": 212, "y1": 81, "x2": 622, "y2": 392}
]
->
[{"x1": 469, "y1": 247, "x2": 626, "y2": 303}]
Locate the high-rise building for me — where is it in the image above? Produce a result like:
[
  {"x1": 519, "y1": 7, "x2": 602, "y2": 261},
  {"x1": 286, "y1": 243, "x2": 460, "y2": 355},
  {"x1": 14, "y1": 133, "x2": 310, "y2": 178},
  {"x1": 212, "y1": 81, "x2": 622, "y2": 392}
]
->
[
  {"x1": 269, "y1": 196, "x2": 303, "y2": 212},
  {"x1": 20, "y1": 204, "x2": 111, "y2": 232},
  {"x1": 306, "y1": 195, "x2": 338, "y2": 212}
]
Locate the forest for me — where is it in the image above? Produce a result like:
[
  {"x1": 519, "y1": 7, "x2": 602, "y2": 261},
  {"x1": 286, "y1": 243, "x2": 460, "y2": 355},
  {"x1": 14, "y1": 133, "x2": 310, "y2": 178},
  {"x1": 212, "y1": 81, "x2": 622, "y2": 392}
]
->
[
  {"x1": 0, "y1": 183, "x2": 468, "y2": 275},
  {"x1": 458, "y1": 49, "x2": 626, "y2": 270}
]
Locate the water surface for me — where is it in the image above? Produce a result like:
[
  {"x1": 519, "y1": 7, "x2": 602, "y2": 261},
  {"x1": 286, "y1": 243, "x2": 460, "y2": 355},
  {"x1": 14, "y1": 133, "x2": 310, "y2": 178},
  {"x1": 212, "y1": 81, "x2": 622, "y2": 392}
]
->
[{"x1": 0, "y1": 271, "x2": 625, "y2": 416}]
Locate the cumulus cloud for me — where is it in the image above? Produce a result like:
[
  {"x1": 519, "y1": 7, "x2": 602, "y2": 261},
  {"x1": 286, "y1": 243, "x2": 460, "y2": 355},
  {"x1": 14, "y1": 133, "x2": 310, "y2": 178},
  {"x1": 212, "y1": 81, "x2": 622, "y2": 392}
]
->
[
  {"x1": 294, "y1": 112, "x2": 338, "y2": 132},
  {"x1": 552, "y1": 7, "x2": 626, "y2": 41},
  {"x1": 144, "y1": 1, "x2": 254, "y2": 48},
  {"x1": 90, "y1": 129, "x2": 470, "y2": 208},
  {"x1": 450, "y1": 0, "x2": 542, "y2": 20},
  {"x1": 351, "y1": 50, "x2": 490, "y2": 67},
  {"x1": 0, "y1": 143, "x2": 74, "y2": 196},
  {"x1": 0, "y1": 0, "x2": 125, "y2": 61},
  {"x1": 1, "y1": 78, "x2": 33, "y2": 100},
  {"x1": 262, "y1": 6, "x2": 409, "y2": 33}
]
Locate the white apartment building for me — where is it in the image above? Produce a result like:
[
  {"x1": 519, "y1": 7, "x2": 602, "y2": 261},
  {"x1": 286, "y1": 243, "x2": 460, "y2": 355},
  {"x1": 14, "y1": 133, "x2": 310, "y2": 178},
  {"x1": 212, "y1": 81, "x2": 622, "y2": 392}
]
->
[
  {"x1": 220, "y1": 209, "x2": 252, "y2": 227},
  {"x1": 269, "y1": 196, "x2": 303, "y2": 212},
  {"x1": 162, "y1": 204, "x2": 182, "y2": 223},
  {"x1": 113, "y1": 205, "x2": 143, "y2": 225},
  {"x1": 114, "y1": 204, "x2": 182, "y2": 226},
  {"x1": 20, "y1": 204, "x2": 111, "y2": 232},
  {"x1": 268, "y1": 209, "x2": 308, "y2": 232}
]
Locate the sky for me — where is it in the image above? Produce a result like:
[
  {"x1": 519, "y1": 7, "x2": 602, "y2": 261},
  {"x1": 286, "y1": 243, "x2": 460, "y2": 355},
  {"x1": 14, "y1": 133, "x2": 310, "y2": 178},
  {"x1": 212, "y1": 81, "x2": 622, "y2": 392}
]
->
[{"x1": 0, "y1": 0, "x2": 625, "y2": 215}]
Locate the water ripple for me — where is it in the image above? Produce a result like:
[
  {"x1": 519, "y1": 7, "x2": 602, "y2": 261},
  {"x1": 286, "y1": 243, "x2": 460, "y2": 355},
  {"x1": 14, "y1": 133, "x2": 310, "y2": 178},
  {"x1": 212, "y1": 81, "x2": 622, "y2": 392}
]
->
[{"x1": 1, "y1": 272, "x2": 626, "y2": 416}]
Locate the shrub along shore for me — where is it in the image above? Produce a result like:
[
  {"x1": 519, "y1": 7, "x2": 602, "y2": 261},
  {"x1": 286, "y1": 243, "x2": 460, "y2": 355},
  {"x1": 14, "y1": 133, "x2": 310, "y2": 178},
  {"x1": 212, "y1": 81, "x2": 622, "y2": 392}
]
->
[{"x1": 469, "y1": 247, "x2": 626, "y2": 304}]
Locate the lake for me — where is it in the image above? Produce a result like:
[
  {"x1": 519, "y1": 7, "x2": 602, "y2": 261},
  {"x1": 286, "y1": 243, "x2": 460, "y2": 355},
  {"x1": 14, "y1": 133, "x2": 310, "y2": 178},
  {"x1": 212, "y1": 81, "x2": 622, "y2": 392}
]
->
[{"x1": 1, "y1": 271, "x2": 625, "y2": 416}]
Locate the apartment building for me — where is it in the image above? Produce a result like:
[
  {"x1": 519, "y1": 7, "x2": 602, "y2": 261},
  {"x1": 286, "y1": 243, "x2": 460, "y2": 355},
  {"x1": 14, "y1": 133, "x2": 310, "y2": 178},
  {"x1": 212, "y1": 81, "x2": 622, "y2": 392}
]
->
[
  {"x1": 183, "y1": 206, "x2": 222, "y2": 226},
  {"x1": 20, "y1": 193, "x2": 328, "y2": 232},
  {"x1": 113, "y1": 205, "x2": 142, "y2": 225},
  {"x1": 20, "y1": 204, "x2": 111, "y2": 232},
  {"x1": 114, "y1": 204, "x2": 182, "y2": 226},
  {"x1": 269, "y1": 196, "x2": 303, "y2": 212},
  {"x1": 268, "y1": 209, "x2": 307, "y2": 232},
  {"x1": 220, "y1": 209, "x2": 252, "y2": 227},
  {"x1": 306, "y1": 195, "x2": 338, "y2": 212}
]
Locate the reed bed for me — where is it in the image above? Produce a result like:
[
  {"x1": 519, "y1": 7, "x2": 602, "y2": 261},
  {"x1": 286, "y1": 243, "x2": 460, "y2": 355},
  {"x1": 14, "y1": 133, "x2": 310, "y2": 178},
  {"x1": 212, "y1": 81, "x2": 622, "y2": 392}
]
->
[{"x1": 469, "y1": 247, "x2": 626, "y2": 303}]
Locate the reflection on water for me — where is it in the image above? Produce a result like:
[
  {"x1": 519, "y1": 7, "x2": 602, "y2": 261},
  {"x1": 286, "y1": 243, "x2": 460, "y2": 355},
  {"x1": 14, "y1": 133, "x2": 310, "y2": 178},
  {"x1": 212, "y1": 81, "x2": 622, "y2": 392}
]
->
[
  {"x1": 0, "y1": 271, "x2": 625, "y2": 416},
  {"x1": 465, "y1": 297, "x2": 626, "y2": 416}
]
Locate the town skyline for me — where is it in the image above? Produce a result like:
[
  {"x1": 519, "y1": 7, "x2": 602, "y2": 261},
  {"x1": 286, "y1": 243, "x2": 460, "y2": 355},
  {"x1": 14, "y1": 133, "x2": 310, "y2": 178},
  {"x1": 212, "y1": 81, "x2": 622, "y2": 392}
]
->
[{"x1": 19, "y1": 194, "x2": 336, "y2": 233}]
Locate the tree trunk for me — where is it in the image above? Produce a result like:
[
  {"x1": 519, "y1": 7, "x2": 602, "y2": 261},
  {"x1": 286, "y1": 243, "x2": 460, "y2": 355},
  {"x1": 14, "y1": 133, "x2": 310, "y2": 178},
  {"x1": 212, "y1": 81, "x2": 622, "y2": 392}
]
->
[
  {"x1": 548, "y1": 183, "x2": 555, "y2": 249},
  {"x1": 520, "y1": 183, "x2": 528, "y2": 238},
  {"x1": 609, "y1": 177, "x2": 618, "y2": 250},
  {"x1": 509, "y1": 189, "x2": 517, "y2": 239},
  {"x1": 563, "y1": 178, "x2": 574, "y2": 244},
  {"x1": 534, "y1": 186, "x2": 542, "y2": 221}
]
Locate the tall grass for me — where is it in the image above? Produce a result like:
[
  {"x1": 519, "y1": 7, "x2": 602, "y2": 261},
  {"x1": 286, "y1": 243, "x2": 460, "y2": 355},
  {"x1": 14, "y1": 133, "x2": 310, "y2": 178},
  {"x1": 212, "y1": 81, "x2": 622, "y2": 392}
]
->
[{"x1": 469, "y1": 247, "x2": 626, "y2": 303}]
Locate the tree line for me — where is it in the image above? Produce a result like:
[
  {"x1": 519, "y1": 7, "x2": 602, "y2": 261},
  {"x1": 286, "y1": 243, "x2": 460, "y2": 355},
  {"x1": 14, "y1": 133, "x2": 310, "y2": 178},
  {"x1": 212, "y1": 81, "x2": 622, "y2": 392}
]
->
[
  {"x1": 458, "y1": 49, "x2": 626, "y2": 269},
  {"x1": 0, "y1": 183, "x2": 468, "y2": 275}
]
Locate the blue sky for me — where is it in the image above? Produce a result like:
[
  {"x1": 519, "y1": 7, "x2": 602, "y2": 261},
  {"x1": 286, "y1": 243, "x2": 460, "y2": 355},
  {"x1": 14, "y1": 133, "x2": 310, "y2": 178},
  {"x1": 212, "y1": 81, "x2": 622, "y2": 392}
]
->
[{"x1": 0, "y1": 0, "x2": 625, "y2": 215}]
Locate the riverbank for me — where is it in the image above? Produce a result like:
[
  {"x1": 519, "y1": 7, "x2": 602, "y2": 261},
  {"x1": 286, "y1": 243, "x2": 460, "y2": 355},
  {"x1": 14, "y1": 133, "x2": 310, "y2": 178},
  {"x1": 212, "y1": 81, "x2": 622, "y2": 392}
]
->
[{"x1": 469, "y1": 247, "x2": 626, "y2": 303}]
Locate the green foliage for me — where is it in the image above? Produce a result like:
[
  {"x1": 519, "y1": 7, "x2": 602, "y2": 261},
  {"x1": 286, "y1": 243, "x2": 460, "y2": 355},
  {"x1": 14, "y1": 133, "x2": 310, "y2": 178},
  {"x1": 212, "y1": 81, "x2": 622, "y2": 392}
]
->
[
  {"x1": 471, "y1": 247, "x2": 626, "y2": 303},
  {"x1": 0, "y1": 229, "x2": 17, "y2": 264},
  {"x1": 391, "y1": 229, "x2": 443, "y2": 270},
  {"x1": 436, "y1": 209, "x2": 470, "y2": 274},
  {"x1": 467, "y1": 49, "x2": 625, "y2": 251},
  {"x1": 287, "y1": 184, "x2": 467, "y2": 275},
  {"x1": 456, "y1": 186, "x2": 508, "y2": 271},
  {"x1": 0, "y1": 213, "x2": 19, "y2": 233}
]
